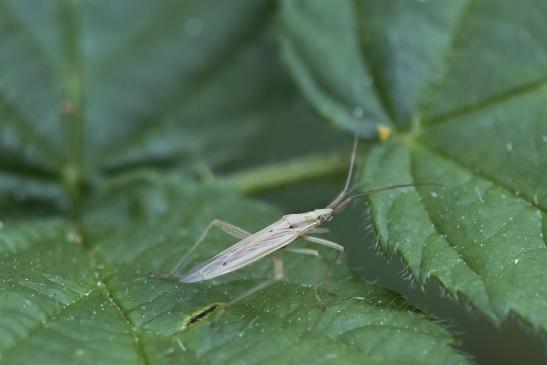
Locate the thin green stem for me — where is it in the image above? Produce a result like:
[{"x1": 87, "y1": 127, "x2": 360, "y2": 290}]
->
[
  {"x1": 222, "y1": 152, "x2": 348, "y2": 194},
  {"x1": 59, "y1": 0, "x2": 85, "y2": 213}
]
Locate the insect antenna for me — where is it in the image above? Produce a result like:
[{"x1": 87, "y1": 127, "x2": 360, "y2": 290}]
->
[
  {"x1": 326, "y1": 134, "x2": 442, "y2": 214},
  {"x1": 349, "y1": 183, "x2": 443, "y2": 199},
  {"x1": 331, "y1": 183, "x2": 442, "y2": 216},
  {"x1": 342, "y1": 134, "x2": 359, "y2": 193},
  {"x1": 327, "y1": 134, "x2": 359, "y2": 210}
]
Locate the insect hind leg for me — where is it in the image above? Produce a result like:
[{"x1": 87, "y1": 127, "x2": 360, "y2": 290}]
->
[
  {"x1": 302, "y1": 235, "x2": 345, "y2": 307},
  {"x1": 149, "y1": 219, "x2": 251, "y2": 279},
  {"x1": 224, "y1": 257, "x2": 284, "y2": 308}
]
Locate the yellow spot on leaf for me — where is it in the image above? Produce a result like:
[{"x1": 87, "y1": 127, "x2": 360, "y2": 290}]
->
[{"x1": 377, "y1": 124, "x2": 391, "y2": 141}]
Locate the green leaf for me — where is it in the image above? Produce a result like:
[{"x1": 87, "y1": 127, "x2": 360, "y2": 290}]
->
[
  {"x1": 0, "y1": 176, "x2": 468, "y2": 364},
  {"x1": 80, "y1": 0, "x2": 282, "y2": 174},
  {"x1": 0, "y1": 0, "x2": 293, "y2": 194},
  {"x1": 0, "y1": 1, "x2": 471, "y2": 362},
  {"x1": 280, "y1": 0, "x2": 547, "y2": 332}
]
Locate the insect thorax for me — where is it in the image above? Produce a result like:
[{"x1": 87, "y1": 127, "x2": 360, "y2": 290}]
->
[{"x1": 283, "y1": 208, "x2": 333, "y2": 229}]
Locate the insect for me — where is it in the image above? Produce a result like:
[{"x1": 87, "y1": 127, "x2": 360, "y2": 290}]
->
[{"x1": 151, "y1": 136, "x2": 435, "y2": 300}]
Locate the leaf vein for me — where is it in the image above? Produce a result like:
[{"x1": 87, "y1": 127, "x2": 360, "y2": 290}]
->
[
  {"x1": 0, "y1": 2, "x2": 59, "y2": 80},
  {"x1": 408, "y1": 150, "x2": 495, "y2": 310},
  {"x1": 542, "y1": 214, "x2": 547, "y2": 249},
  {"x1": 416, "y1": 140, "x2": 547, "y2": 214},
  {"x1": 0, "y1": 288, "x2": 95, "y2": 357},
  {"x1": 423, "y1": 75, "x2": 547, "y2": 127},
  {"x1": 352, "y1": 0, "x2": 397, "y2": 123},
  {"x1": 417, "y1": 0, "x2": 476, "y2": 118},
  {"x1": 97, "y1": 3, "x2": 274, "y2": 166},
  {"x1": 0, "y1": 92, "x2": 59, "y2": 166}
]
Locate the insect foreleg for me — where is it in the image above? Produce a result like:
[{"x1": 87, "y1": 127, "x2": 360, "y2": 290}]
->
[
  {"x1": 304, "y1": 236, "x2": 344, "y2": 252},
  {"x1": 151, "y1": 219, "x2": 251, "y2": 279},
  {"x1": 309, "y1": 227, "x2": 330, "y2": 235}
]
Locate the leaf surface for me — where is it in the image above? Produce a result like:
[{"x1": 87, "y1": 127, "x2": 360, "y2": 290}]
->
[
  {"x1": 280, "y1": 0, "x2": 547, "y2": 332},
  {"x1": 0, "y1": 176, "x2": 468, "y2": 364}
]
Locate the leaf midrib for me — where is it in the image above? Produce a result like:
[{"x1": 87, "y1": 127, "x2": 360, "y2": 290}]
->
[
  {"x1": 77, "y1": 228, "x2": 152, "y2": 364},
  {"x1": 100, "y1": 273, "x2": 150, "y2": 365}
]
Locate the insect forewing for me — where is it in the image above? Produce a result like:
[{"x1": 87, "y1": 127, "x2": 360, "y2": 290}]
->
[{"x1": 181, "y1": 220, "x2": 300, "y2": 283}]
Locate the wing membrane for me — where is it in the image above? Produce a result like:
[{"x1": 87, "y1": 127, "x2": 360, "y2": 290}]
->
[{"x1": 181, "y1": 220, "x2": 299, "y2": 282}]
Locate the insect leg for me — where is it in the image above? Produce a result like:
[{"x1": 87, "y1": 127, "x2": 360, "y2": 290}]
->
[
  {"x1": 284, "y1": 247, "x2": 319, "y2": 256},
  {"x1": 225, "y1": 257, "x2": 284, "y2": 307},
  {"x1": 304, "y1": 236, "x2": 344, "y2": 252},
  {"x1": 282, "y1": 246, "x2": 329, "y2": 308},
  {"x1": 211, "y1": 220, "x2": 252, "y2": 240},
  {"x1": 309, "y1": 227, "x2": 330, "y2": 235},
  {"x1": 305, "y1": 236, "x2": 345, "y2": 299},
  {"x1": 150, "y1": 219, "x2": 251, "y2": 279}
]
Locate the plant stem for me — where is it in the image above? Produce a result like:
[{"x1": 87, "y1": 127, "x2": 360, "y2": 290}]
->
[
  {"x1": 60, "y1": 0, "x2": 85, "y2": 213},
  {"x1": 222, "y1": 152, "x2": 348, "y2": 194}
]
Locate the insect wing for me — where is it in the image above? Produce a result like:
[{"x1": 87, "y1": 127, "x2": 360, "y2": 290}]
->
[{"x1": 181, "y1": 222, "x2": 298, "y2": 283}]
